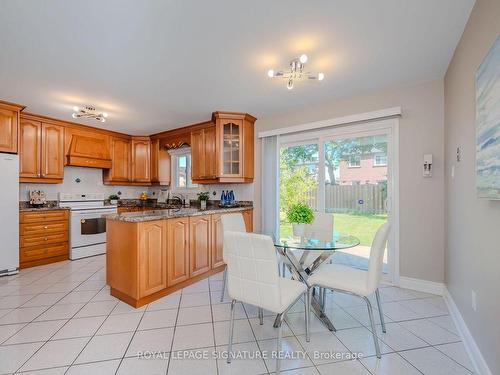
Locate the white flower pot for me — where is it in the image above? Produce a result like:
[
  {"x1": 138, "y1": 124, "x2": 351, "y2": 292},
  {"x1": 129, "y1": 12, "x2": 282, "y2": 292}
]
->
[
  {"x1": 292, "y1": 223, "x2": 306, "y2": 237},
  {"x1": 110, "y1": 199, "x2": 118, "y2": 205},
  {"x1": 200, "y1": 200, "x2": 207, "y2": 210}
]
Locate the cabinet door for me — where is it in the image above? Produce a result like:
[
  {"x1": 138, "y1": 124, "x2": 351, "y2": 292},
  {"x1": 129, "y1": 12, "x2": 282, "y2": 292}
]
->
[
  {"x1": 19, "y1": 119, "x2": 42, "y2": 178},
  {"x1": 191, "y1": 129, "x2": 204, "y2": 179},
  {"x1": 138, "y1": 221, "x2": 167, "y2": 298},
  {"x1": 189, "y1": 215, "x2": 211, "y2": 277},
  {"x1": 167, "y1": 218, "x2": 190, "y2": 286},
  {"x1": 242, "y1": 210, "x2": 253, "y2": 232},
  {"x1": 150, "y1": 139, "x2": 159, "y2": 183},
  {"x1": 131, "y1": 139, "x2": 151, "y2": 182},
  {"x1": 211, "y1": 214, "x2": 224, "y2": 269},
  {"x1": 110, "y1": 137, "x2": 131, "y2": 181},
  {"x1": 41, "y1": 123, "x2": 64, "y2": 179},
  {"x1": 0, "y1": 108, "x2": 18, "y2": 153},
  {"x1": 219, "y1": 119, "x2": 243, "y2": 177},
  {"x1": 204, "y1": 126, "x2": 217, "y2": 178}
]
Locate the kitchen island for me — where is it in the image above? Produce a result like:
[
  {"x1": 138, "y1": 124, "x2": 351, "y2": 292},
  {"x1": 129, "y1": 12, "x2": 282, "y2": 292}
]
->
[{"x1": 106, "y1": 205, "x2": 253, "y2": 307}]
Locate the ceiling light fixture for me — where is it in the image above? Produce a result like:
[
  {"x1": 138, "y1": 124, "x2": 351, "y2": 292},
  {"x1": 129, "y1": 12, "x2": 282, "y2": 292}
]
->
[
  {"x1": 72, "y1": 105, "x2": 108, "y2": 123},
  {"x1": 267, "y1": 54, "x2": 325, "y2": 90}
]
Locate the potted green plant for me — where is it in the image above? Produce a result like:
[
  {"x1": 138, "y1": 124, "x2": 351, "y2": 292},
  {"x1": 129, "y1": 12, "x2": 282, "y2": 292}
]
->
[
  {"x1": 108, "y1": 194, "x2": 120, "y2": 205},
  {"x1": 197, "y1": 191, "x2": 210, "y2": 210},
  {"x1": 287, "y1": 203, "x2": 314, "y2": 237}
]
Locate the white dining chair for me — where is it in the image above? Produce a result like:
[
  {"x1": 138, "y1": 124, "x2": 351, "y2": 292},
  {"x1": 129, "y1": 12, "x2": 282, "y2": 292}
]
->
[
  {"x1": 306, "y1": 222, "x2": 390, "y2": 359},
  {"x1": 220, "y1": 213, "x2": 247, "y2": 302},
  {"x1": 224, "y1": 230, "x2": 309, "y2": 374}
]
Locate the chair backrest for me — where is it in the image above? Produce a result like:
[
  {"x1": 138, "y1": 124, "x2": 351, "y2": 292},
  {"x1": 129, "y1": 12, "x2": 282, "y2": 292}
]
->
[
  {"x1": 305, "y1": 212, "x2": 334, "y2": 241},
  {"x1": 223, "y1": 231, "x2": 283, "y2": 313},
  {"x1": 221, "y1": 213, "x2": 246, "y2": 232},
  {"x1": 221, "y1": 213, "x2": 247, "y2": 262},
  {"x1": 366, "y1": 222, "x2": 391, "y2": 294}
]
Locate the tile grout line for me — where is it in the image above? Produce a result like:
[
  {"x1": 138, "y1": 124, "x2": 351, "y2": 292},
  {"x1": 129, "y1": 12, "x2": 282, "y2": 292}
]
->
[
  {"x1": 164, "y1": 285, "x2": 183, "y2": 375},
  {"x1": 206, "y1": 274, "x2": 221, "y2": 375},
  {"x1": 11, "y1": 263, "x2": 106, "y2": 373}
]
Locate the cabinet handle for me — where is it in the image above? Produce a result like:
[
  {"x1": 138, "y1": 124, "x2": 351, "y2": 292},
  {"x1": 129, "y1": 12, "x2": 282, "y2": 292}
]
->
[
  {"x1": 44, "y1": 226, "x2": 48, "y2": 229},
  {"x1": 44, "y1": 237, "x2": 48, "y2": 241}
]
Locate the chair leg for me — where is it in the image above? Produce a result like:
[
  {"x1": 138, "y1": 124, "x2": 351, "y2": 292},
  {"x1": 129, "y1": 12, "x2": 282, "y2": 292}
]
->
[
  {"x1": 364, "y1": 296, "x2": 381, "y2": 359},
  {"x1": 282, "y1": 261, "x2": 286, "y2": 278},
  {"x1": 220, "y1": 266, "x2": 227, "y2": 302},
  {"x1": 276, "y1": 313, "x2": 285, "y2": 375},
  {"x1": 227, "y1": 299, "x2": 236, "y2": 363},
  {"x1": 305, "y1": 289, "x2": 312, "y2": 342},
  {"x1": 375, "y1": 288, "x2": 386, "y2": 333},
  {"x1": 258, "y1": 307, "x2": 264, "y2": 325},
  {"x1": 321, "y1": 287, "x2": 326, "y2": 309}
]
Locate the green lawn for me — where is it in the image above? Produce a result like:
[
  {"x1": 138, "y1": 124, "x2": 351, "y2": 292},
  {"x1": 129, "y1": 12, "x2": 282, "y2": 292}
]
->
[{"x1": 280, "y1": 213, "x2": 387, "y2": 246}]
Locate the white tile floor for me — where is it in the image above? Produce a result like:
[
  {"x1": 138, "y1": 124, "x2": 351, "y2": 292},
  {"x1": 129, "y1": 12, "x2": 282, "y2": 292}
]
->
[{"x1": 0, "y1": 255, "x2": 475, "y2": 375}]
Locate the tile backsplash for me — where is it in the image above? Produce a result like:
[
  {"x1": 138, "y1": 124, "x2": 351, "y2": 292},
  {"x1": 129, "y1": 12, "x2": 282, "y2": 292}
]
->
[
  {"x1": 20, "y1": 166, "x2": 255, "y2": 203},
  {"x1": 19, "y1": 167, "x2": 146, "y2": 201}
]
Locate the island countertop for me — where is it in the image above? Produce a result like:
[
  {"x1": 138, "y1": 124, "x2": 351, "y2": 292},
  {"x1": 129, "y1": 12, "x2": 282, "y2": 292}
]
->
[{"x1": 106, "y1": 205, "x2": 253, "y2": 223}]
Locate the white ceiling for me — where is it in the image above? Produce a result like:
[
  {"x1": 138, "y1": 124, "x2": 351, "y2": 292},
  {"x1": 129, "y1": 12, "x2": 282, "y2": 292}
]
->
[{"x1": 0, "y1": 0, "x2": 474, "y2": 134}]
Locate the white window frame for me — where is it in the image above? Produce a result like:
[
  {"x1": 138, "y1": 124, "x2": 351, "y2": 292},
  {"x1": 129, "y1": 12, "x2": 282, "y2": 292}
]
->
[
  {"x1": 278, "y1": 118, "x2": 400, "y2": 285},
  {"x1": 373, "y1": 153, "x2": 388, "y2": 167},
  {"x1": 348, "y1": 154, "x2": 361, "y2": 168},
  {"x1": 168, "y1": 147, "x2": 198, "y2": 192}
]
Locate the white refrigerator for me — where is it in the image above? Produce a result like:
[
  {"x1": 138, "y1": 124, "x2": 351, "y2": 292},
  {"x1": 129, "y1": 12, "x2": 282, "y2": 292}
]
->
[{"x1": 0, "y1": 153, "x2": 19, "y2": 276}]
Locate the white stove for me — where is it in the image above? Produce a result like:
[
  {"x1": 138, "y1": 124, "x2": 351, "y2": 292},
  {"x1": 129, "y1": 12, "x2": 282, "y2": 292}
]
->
[{"x1": 59, "y1": 193, "x2": 117, "y2": 260}]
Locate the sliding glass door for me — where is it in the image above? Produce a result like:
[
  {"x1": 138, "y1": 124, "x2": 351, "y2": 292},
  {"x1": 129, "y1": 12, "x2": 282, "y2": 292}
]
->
[{"x1": 278, "y1": 120, "x2": 396, "y2": 281}]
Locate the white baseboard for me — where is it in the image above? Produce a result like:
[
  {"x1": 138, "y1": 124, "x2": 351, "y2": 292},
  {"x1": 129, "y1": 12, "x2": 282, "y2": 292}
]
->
[
  {"x1": 398, "y1": 276, "x2": 445, "y2": 295},
  {"x1": 443, "y1": 288, "x2": 492, "y2": 375}
]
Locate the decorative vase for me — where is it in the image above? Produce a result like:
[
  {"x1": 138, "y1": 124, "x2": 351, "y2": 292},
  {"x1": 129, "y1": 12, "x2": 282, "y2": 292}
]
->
[
  {"x1": 200, "y1": 200, "x2": 207, "y2": 210},
  {"x1": 292, "y1": 223, "x2": 306, "y2": 237},
  {"x1": 110, "y1": 199, "x2": 118, "y2": 205}
]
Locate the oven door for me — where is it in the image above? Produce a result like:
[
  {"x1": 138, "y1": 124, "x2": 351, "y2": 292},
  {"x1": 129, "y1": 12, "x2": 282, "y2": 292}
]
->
[{"x1": 70, "y1": 208, "x2": 117, "y2": 248}]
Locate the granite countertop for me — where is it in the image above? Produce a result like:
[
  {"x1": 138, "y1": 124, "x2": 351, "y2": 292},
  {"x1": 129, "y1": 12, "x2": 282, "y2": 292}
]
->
[
  {"x1": 106, "y1": 205, "x2": 253, "y2": 223},
  {"x1": 19, "y1": 201, "x2": 69, "y2": 212}
]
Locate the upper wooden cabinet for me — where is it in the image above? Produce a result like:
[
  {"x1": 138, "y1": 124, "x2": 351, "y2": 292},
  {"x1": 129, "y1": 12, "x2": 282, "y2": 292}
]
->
[
  {"x1": 19, "y1": 118, "x2": 64, "y2": 183},
  {"x1": 0, "y1": 101, "x2": 24, "y2": 154},
  {"x1": 104, "y1": 137, "x2": 131, "y2": 183},
  {"x1": 131, "y1": 137, "x2": 151, "y2": 183},
  {"x1": 150, "y1": 138, "x2": 171, "y2": 185},
  {"x1": 214, "y1": 112, "x2": 255, "y2": 183},
  {"x1": 191, "y1": 125, "x2": 217, "y2": 183}
]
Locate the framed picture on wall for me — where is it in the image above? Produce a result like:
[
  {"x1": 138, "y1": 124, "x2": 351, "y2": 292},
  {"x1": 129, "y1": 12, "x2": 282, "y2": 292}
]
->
[{"x1": 476, "y1": 35, "x2": 500, "y2": 199}]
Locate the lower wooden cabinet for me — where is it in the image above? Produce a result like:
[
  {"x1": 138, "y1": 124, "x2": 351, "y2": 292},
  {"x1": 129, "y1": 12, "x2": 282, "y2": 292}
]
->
[
  {"x1": 211, "y1": 214, "x2": 225, "y2": 269},
  {"x1": 189, "y1": 215, "x2": 211, "y2": 277},
  {"x1": 138, "y1": 221, "x2": 168, "y2": 298},
  {"x1": 19, "y1": 209, "x2": 69, "y2": 269},
  {"x1": 166, "y1": 217, "x2": 190, "y2": 286}
]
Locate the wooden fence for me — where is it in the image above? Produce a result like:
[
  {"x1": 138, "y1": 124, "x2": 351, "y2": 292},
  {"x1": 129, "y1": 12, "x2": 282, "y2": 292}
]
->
[{"x1": 303, "y1": 183, "x2": 387, "y2": 214}]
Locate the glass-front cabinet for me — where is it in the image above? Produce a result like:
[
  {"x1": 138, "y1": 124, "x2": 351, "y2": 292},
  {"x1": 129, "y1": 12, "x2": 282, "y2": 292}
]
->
[{"x1": 213, "y1": 112, "x2": 255, "y2": 183}]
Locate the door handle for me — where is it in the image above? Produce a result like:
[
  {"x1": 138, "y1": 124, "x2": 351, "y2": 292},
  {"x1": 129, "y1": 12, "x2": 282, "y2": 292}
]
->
[{"x1": 81, "y1": 219, "x2": 86, "y2": 224}]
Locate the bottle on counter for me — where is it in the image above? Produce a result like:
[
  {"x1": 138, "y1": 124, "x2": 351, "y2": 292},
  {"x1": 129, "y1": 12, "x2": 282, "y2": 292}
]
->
[
  {"x1": 229, "y1": 190, "x2": 235, "y2": 205},
  {"x1": 220, "y1": 190, "x2": 227, "y2": 206}
]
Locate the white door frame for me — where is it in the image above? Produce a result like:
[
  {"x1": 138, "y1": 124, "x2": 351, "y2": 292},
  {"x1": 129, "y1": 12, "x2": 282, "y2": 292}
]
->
[{"x1": 279, "y1": 117, "x2": 400, "y2": 284}]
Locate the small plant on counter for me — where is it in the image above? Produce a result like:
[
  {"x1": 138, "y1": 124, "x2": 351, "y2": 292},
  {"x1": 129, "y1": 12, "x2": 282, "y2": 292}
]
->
[
  {"x1": 287, "y1": 203, "x2": 314, "y2": 237},
  {"x1": 197, "y1": 191, "x2": 210, "y2": 210},
  {"x1": 108, "y1": 194, "x2": 120, "y2": 205}
]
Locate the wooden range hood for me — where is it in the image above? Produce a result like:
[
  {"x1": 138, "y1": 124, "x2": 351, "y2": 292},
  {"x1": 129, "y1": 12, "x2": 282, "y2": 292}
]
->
[{"x1": 66, "y1": 133, "x2": 112, "y2": 169}]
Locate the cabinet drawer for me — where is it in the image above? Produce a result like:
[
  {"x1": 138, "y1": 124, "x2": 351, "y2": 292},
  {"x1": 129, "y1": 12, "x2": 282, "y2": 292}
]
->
[
  {"x1": 20, "y1": 210, "x2": 69, "y2": 224},
  {"x1": 20, "y1": 242, "x2": 68, "y2": 263},
  {"x1": 20, "y1": 221, "x2": 68, "y2": 236},
  {"x1": 20, "y1": 232, "x2": 68, "y2": 248}
]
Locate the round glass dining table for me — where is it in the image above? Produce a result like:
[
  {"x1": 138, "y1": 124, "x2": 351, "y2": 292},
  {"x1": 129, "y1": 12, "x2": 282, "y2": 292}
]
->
[{"x1": 272, "y1": 233, "x2": 360, "y2": 331}]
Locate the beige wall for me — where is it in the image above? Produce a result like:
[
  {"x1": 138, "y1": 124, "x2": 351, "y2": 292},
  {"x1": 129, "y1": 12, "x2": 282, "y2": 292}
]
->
[
  {"x1": 444, "y1": 0, "x2": 500, "y2": 373},
  {"x1": 254, "y1": 79, "x2": 445, "y2": 283}
]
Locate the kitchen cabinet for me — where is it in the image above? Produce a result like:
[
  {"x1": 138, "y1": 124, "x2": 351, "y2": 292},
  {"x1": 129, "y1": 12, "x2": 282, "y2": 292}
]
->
[
  {"x1": 19, "y1": 118, "x2": 64, "y2": 183},
  {"x1": 19, "y1": 209, "x2": 69, "y2": 268},
  {"x1": 65, "y1": 127, "x2": 112, "y2": 169},
  {"x1": 104, "y1": 137, "x2": 131, "y2": 183},
  {"x1": 150, "y1": 138, "x2": 171, "y2": 185},
  {"x1": 214, "y1": 112, "x2": 255, "y2": 183},
  {"x1": 189, "y1": 215, "x2": 211, "y2": 277},
  {"x1": 167, "y1": 217, "x2": 190, "y2": 286},
  {"x1": 0, "y1": 101, "x2": 23, "y2": 154},
  {"x1": 138, "y1": 221, "x2": 168, "y2": 298},
  {"x1": 131, "y1": 137, "x2": 151, "y2": 183},
  {"x1": 242, "y1": 209, "x2": 254, "y2": 232},
  {"x1": 191, "y1": 125, "x2": 217, "y2": 183}
]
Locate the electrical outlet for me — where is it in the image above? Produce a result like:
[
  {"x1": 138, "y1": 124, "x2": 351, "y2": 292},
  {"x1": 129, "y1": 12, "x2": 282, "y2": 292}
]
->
[{"x1": 471, "y1": 290, "x2": 477, "y2": 312}]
